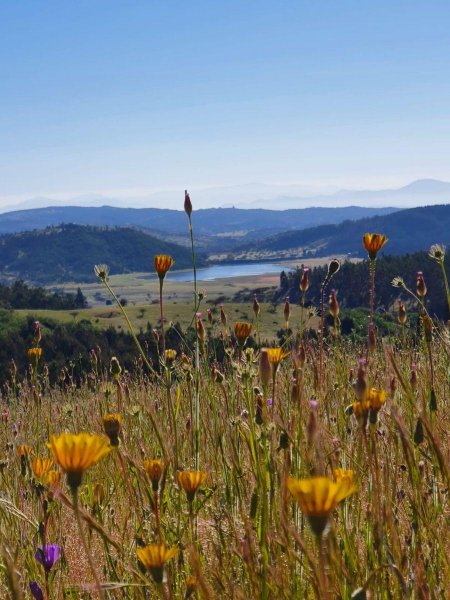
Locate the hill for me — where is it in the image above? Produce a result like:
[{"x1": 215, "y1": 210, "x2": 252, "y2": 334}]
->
[
  {"x1": 234, "y1": 204, "x2": 450, "y2": 259},
  {"x1": 0, "y1": 205, "x2": 398, "y2": 241},
  {"x1": 0, "y1": 224, "x2": 203, "y2": 284}
]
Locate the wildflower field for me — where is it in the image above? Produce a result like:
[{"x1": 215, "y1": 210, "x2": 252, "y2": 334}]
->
[{"x1": 0, "y1": 197, "x2": 449, "y2": 600}]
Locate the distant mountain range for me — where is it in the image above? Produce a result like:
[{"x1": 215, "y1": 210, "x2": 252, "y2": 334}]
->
[
  {"x1": 0, "y1": 200, "x2": 449, "y2": 286},
  {"x1": 0, "y1": 224, "x2": 203, "y2": 285},
  {"x1": 234, "y1": 204, "x2": 450, "y2": 260},
  {"x1": 0, "y1": 205, "x2": 398, "y2": 243},
  {"x1": 2, "y1": 178, "x2": 449, "y2": 212}
]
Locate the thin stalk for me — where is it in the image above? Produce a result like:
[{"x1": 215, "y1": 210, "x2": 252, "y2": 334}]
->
[
  {"x1": 72, "y1": 489, "x2": 105, "y2": 600},
  {"x1": 187, "y1": 212, "x2": 200, "y2": 471},
  {"x1": 439, "y1": 259, "x2": 450, "y2": 316},
  {"x1": 159, "y1": 278, "x2": 166, "y2": 356}
]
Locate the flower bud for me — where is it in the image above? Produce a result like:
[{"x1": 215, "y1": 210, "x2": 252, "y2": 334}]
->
[
  {"x1": 220, "y1": 304, "x2": 227, "y2": 327},
  {"x1": 397, "y1": 301, "x2": 407, "y2": 325},
  {"x1": 300, "y1": 267, "x2": 310, "y2": 294},
  {"x1": 253, "y1": 294, "x2": 260, "y2": 318},
  {"x1": 196, "y1": 313, "x2": 206, "y2": 344},
  {"x1": 353, "y1": 359, "x2": 367, "y2": 402},
  {"x1": 284, "y1": 297, "x2": 290, "y2": 326},
  {"x1": 110, "y1": 356, "x2": 122, "y2": 380},
  {"x1": 328, "y1": 289, "x2": 339, "y2": 318},
  {"x1": 184, "y1": 190, "x2": 193, "y2": 217},
  {"x1": 416, "y1": 272, "x2": 427, "y2": 298}
]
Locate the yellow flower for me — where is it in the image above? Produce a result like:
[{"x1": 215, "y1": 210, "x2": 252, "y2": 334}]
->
[
  {"x1": 32, "y1": 457, "x2": 54, "y2": 480},
  {"x1": 234, "y1": 322, "x2": 253, "y2": 345},
  {"x1": 366, "y1": 388, "x2": 386, "y2": 411},
  {"x1": 27, "y1": 347, "x2": 42, "y2": 360},
  {"x1": 102, "y1": 413, "x2": 122, "y2": 446},
  {"x1": 266, "y1": 347, "x2": 290, "y2": 368},
  {"x1": 362, "y1": 233, "x2": 388, "y2": 260},
  {"x1": 144, "y1": 459, "x2": 164, "y2": 491},
  {"x1": 177, "y1": 470, "x2": 207, "y2": 501},
  {"x1": 351, "y1": 400, "x2": 370, "y2": 427},
  {"x1": 287, "y1": 475, "x2": 356, "y2": 535},
  {"x1": 43, "y1": 470, "x2": 62, "y2": 487},
  {"x1": 333, "y1": 468, "x2": 355, "y2": 485},
  {"x1": 164, "y1": 349, "x2": 177, "y2": 366},
  {"x1": 17, "y1": 444, "x2": 32, "y2": 459},
  {"x1": 154, "y1": 255, "x2": 174, "y2": 279},
  {"x1": 47, "y1": 433, "x2": 111, "y2": 490},
  {"x1": 136, "y1": 544, "x2": 178, "y2": 583}
]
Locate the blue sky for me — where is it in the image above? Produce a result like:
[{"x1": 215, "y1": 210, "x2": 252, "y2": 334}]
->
[{"x1": 1, "y1": 1, "x2": 450, "y2": 207}]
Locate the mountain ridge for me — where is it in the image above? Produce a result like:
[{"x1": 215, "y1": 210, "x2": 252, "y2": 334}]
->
[{"x1": 234, "y1": 204, "x2": 450, "y2": 259}]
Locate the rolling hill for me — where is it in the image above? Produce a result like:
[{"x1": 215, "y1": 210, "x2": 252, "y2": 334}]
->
[
  {"x1": 233, "y1": 204, "x2": 450, "y2": 260},
  {"x1": 0, "y1": 224, "x2": 203, "y2": 284}
]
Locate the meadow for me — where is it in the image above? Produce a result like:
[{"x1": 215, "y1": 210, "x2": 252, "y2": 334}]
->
[{"x1": 0, "y1": 229, "x2": 449, "y2": 599}]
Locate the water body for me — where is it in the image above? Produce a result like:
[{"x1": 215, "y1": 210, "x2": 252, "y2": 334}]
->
[{"x1": 167, "y1": 262, "x2": 293, "y2": 282}]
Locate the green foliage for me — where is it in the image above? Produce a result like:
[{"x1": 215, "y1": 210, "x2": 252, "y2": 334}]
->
[
  {"x1": 0, "y1": 280, "x2": 87, "y2": 310},
  {"x1": 275, "y1": 250, "x2": 450, "y2": 319},
  {"x1": 0, "y1": 224, "x2": 205, "y2": 284}
]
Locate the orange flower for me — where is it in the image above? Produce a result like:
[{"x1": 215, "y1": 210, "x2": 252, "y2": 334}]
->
[
  {"x1": 43, "y1": 470, "x2": 62, "y2": 487},
  {"x1": 48, "y1": 433, "x2": 111, "y2": 490},
  {"x1": 366, "y1": 388, "x2": 386, "y2": 411},
  {"x1": 362, "y1": 233, "x2": 388, "y2": 260},
  {"x1": 27, "y1": 347, "x2": 42, "y2": 361},
  {"x1": 234, "y1": 322, "x2": 253, "y2": 345},
  {"x1": 32, "y1": 457, "x2": 54, "y2": 480},
  {"x1": 144, "y1": 459, "x2": 164, "y2": 491},
  {"x1": 136, "y1": 543, "x2": 178, "y2": 583},
  {"x1": 177, "y1": 470, "x2": 206, "y2": 501},
  {"x1": 287, "y1": 475, "x2": 356, "y2": 535},
  {"x1": 266, "y1": 347, "x2": 290, "y2": 369},
  {"x1": 154, "y1": 255, "x2": 174, "y2": 279}
]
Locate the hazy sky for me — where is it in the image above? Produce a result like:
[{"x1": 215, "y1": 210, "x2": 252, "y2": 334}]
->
[{"x1": 1, "y1": 1, "x2": 450, "y2": 207}]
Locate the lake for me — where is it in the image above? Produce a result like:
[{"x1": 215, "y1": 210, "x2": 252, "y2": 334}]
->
[{"x1": 167, "y1": 262, "x2": 294, "y2": 282}]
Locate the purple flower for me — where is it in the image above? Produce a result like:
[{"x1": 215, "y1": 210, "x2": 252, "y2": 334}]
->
[
  {"x1": 35, "y1": 543, "x2": 61, "y2": 573},
  {"x1": 29, "y1": 582, "x2": 44, "y2": 600},
  {"x1": 267, "y1": 398, "x2": 273, "y2": 407}
]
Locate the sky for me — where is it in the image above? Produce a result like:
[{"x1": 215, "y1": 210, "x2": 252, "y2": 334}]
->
[{"x1": 1, "y1": 1, "x2": 450, "y2": 209}]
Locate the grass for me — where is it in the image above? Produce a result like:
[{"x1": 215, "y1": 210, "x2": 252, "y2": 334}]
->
[
  {"x1": 0, "y1": 255, "x2": 449, "y2": 599},
  {"x1": 15, "y1": 301, "x2": 318, "y2": 342}
]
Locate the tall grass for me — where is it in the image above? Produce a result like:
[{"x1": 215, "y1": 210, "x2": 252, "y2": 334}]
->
[{"x1": 0, "y1": 231, "x2": 449, "y2": 599}]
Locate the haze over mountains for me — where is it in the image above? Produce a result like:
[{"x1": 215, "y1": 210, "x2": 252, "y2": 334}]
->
[{"x1": 2, "y1": 178, "x2": 450, "y2": 212}]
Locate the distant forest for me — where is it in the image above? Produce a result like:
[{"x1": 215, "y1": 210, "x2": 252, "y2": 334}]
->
[
  {"x1": 0, "y1": 280, "x2": 87, "y2": 310},
  {"x1": 274, "y1": 250, "x2": 450, "y2": 319}
]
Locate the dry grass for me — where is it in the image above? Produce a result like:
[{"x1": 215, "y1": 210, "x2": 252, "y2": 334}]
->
[{"x1": 1, "y1": 250, "x2": 450, "y2": 599}]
